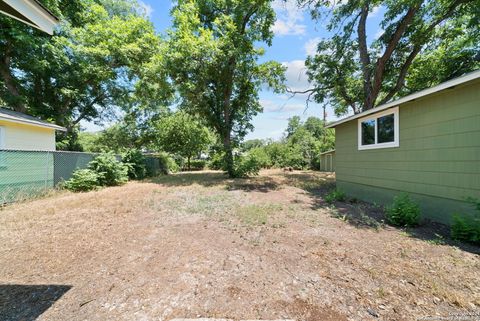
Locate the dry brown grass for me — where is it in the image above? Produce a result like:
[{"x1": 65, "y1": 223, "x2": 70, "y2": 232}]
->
[{"x1": 0, "y1": 169, "x2": 478, "y2": 321}]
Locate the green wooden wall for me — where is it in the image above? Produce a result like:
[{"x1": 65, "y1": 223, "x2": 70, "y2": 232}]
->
[{"x1": 335, "y1": 80, "x2": 480, "y2": 224}]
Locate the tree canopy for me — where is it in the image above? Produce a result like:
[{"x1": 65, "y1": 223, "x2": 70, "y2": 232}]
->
[
  {"x1": 165, "y1": 0, "x2": 286, "y2": 177},
  {"x1": 301, "y1": 0, "x2": 479, "y2": 116}
]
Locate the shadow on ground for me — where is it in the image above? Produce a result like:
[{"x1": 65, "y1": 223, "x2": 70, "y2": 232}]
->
[
  {"x1": 149, "y1": 170, "x2": 480, "y2": 255},
  {"x1": 0, "y1": 284, "x2": 71, "y2": 321}
]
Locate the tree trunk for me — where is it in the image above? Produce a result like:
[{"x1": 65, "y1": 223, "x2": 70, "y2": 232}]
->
[
  {"x1": 222, "y1": 132, "x2": 235, "y2": 178},
  {"x1": 187, "y1": 156, "x2": 191, "y2": 171},
  {"x1": 0, "y1": 50, "x2": 26, "y2": 113}
]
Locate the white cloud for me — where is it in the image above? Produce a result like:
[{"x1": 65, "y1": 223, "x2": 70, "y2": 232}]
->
[
  {"x1": 369, "y1": 5, "x2": 381, "y2": 18},
  {"x1": 271, "y1": 0, "x2": 306, "y2": 36},
  {"x1": 138, "y1": 1, "x2": 153, "y2": 17},
  {"x1": 304, "y1": 37, "x2": 320, "y2": 56},
  {"x1": 282, "y1": 60, "x2": 311, "y2": 92}
]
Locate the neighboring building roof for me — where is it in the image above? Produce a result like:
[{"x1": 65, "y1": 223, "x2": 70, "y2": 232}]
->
[
  {"x1": 0, "y1": 108, "x2": 66, "y2": 131},
  {"x1": 319, "y1": 149, "x2": 335, "y2": 155},
  {"x1": 326, "y1": 69, "x2": 480, "y2": 128},
  {"x1": 0, "y1": 0, "x2": 59, "y2": 35}
]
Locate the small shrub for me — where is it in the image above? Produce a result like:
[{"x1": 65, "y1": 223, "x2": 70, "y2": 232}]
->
[
  {"x1": 122, "y1": 149, "x2": 146, "y2": 180},
  {"x1": 64, "y1": 169, "x2": 99, "y2": 192},
  {"x1": 158, "y1": 152, "x2": 179, "y2": 174},
  {"x1": 385, "y1": 194, "x2": 420, "y2": 227},
  {"x1": 248, "y1": 147, "x2": 272, "y2": 169},
  {"x1": 88, "y1": 152, "x2": 128, "y2": 186},
  {"x1": 208, "y1": 152, "x2": 225, "y2": 170},
  {"x1": 451, "y1": 198, "x2": 480, "y2": 245},
  {"x1": 325, "y1": 188, "x2": 346, "y2": 204},
  {"x1": 233, "y1": 154, "x2": 261, "y2": 178},
  {"x1": 188, "y1": 159, "x2": 206, "y2": 171}
]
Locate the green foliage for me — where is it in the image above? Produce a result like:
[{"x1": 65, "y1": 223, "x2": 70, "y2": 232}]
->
[
  {"x1": 0, "y1": 0, "x2": 168, "y2": 149},
  {"x1": 232, "y1": 154, "x2": 262, "y2": 178},
  {"x1": 122, "y1": 149, "x2": 147, "y2": 180},
  {"x1": 155, "y1": 111, "x2": 212, "y2": 170},
  {"x1": 188, "y1": 159, "x2": 207, "y2": 171},
  {"x1": 248, "y1": 148, "x2": 272, "y2": 169},
  {"x1": 165, "y1": 0, "x2": 286, "y2": 177},
  {"x1": 303, "y1": 0, "x2": 479, "y2": 115},
  {"x1": 88, "y1": 152, "x2": 128, "y2": 186},
  {"x1": 386, "y1": 194, "x2": 421, "y2": 227},
  {"x1": 64, "y1": 169, "x2": 99, "y2": 192},
  {"x1": 325, "y1": 189, "x2": 346, "y2": 204},
  {"x1": 208, "y1": 151, "x2": 226, "y2": 170},
  {"x1": 156, "y1": 153, "x2": 180, "y2": 175},
  {"x1": 451, "y1": 198, "x2": 480, "y2": 245}
]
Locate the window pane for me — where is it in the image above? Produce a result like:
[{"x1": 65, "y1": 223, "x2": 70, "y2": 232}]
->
[
  {"x1": 377, "y1": 114, "x2": 395, "y2": 143},
  {"x1": 361, "y1": 119, "x2": 375, "y2": 145}
]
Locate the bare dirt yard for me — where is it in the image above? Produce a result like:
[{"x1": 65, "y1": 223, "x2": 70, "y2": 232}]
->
[{"x1": 1, "y1": 170, "x2": 479, "y2": 321}]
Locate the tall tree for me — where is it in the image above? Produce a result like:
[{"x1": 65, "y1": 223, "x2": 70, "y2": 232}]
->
[
  {"x1": 300, "y1": 0, "x2": 479, "y2": 115},
  {"x1": 0, "y1": 0, "x2": 166, "y2": 149},
  {"x1": 165, "y1": 0, "x2": 286, "y2": 177}
]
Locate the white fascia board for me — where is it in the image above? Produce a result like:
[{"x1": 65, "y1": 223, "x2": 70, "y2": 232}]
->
[{"x1": 2, "y1": 0, "x2": 59, "y2": 35}]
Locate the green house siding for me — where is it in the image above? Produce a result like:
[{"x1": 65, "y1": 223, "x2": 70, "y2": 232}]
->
[{"x1": 335, "y1": 80, "x2": 480, "y2": 224}]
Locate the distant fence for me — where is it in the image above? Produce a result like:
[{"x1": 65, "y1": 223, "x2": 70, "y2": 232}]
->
[{"x1": 0, "y1": 149, "x2": 162, "y2": 203}]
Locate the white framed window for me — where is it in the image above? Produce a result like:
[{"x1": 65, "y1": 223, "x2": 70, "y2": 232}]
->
[{"x1": 358, "y1": 107, "x2": 399, "y2": 150}]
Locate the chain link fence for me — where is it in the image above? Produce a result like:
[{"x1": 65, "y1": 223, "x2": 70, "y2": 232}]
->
[{"x1": 0, "y1": 149, "x2": 165, "y2": 204}]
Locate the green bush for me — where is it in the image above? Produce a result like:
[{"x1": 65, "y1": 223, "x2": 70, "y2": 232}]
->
[
  {"x1": 188, "y1": 159, "x2": 206, "y2": 171},
  {"x1": 386, "y1": 194, "x2": 420, "y2": 227},
  {"x1": 233, "y1": 154, "x2": 261, "y2": 178},
  {"x1": 122, "y1": 149, "x2": 146, "y2": 180},
  {"x1": 88, "y1": 152, "x2": 128, "y2": 186},
  {"x1": 248, "y1": 147, "x2": 272, "y2": 169},
  {"x1": 325, "y1": 188, "x2": 346, "y2": 204},
  {"x1": 208, "y1": 152, "x2": 225, "y2": 170},
  {"x1": 64, "y1": 169, "x2": 99, "y2": 192},
  {"x1": 158, "y1": 152, "x2": 179, "y2": 174},
  {"x1": 451, "y1": 198, "x2": 480, "y2": 245}
]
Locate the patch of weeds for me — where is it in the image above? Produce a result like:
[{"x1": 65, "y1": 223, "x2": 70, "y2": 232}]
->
[
  {"x1": 358, "y1": 212, "x2": 383, "y2": 230},
  {"x1": 237, "y1": 204, "x2": 282, "y2": 226},
  {"x1": 426, "y1": 233, "x2": 446, "y2": 245},
  {"x1": 325, "y1": 188, "x2": 346, "y2": 204},
  {"x1": 330, "y1": 209, "x2": 349, "y2": 222}
]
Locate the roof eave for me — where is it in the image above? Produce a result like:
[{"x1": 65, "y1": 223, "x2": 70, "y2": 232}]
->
[
  {"x1": 326, "y1": 69, "x2": 480, "y2": 129},
  {"x1": 0, "y1": 116, "x2": 67, "y2": 132},
  {"x1": 0, "y1": 0, "x2": 59, "y2": 35}
]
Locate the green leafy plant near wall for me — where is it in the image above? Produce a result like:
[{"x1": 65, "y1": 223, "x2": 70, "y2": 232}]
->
[
  {"x1": 386, "y1": 194, "x2": 421, "y2": 227},
  {"x1": 88, "y1": 153, "x2": 128, "y2": 186},
  {"x1": 451, "y1": 198, "x2": 480, "y2": 245},
  {"x1": 64, "y1": 169, "x2": 99, "y2": 192},
  {"x1": 325, "y1": 189, "x2": 346, "y2": 204},
  {"x1": 122, "y1": 149, "x2": 147, "y2": 180}
]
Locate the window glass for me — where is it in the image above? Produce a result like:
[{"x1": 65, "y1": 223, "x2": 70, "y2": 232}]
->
[
  {"x1": 361, "y1": 119, "x2": 375, "y2": 145},
  {"x1": 377, "y1": 114, "x2": 395, "y2": 143}
]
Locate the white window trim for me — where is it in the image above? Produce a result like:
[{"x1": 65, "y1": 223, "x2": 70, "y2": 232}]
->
[
  {"x1": 0, "y1": 126, "x2": 5, "y2": 149},
  {"x1": 358, "y1": 107, "x2": 399, "y2": 150}
]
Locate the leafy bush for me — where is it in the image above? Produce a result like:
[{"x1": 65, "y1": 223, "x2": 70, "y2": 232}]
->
[
  {"x1": 325, "y1": 188, "x2": 346, "y2": 204},
  {"x1": 188, "y1": 159, "x2": 206, "y2": 171},
  {"x1": 233, "y1": 154, "x2": 262, "y2": 178},
  {"x1": 386, "y1": 194, "x2": 420, "y2": 227},
  {"x1": 88, "y1": 152, "x2": 128, "y2": 186},
  {"x1": 64, "y1": 169, "x2": 99, "y2": 192},
  {"x1": 122, "y1": 149, "x2": 146, "y2": 180},
  {"x1": 157, "y1": 152, "x2": 179, "y2": 174},
  {"x1": 208, "y1": 152, "x2": 225, "y2": 170},
  {"x1": 248, "y1": 147, "x2": 272, "y2": 169},
  {"x1": 451, "y1": 198, "x2": 480, "y2": 245}
]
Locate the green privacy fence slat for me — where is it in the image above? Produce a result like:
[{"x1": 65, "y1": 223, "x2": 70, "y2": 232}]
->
[{"x1": 0, "y1": 150, "x2": 167, "y2": 204}]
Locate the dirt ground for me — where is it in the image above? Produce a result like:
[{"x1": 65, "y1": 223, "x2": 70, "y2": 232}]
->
[{"x1": 0, "y1": 170, "x2": 479, "y2": 321}]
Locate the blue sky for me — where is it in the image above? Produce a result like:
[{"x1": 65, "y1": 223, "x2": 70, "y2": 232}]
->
[{"x1": 84, "y1": 0, "x2": 384, "y2": 141}]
